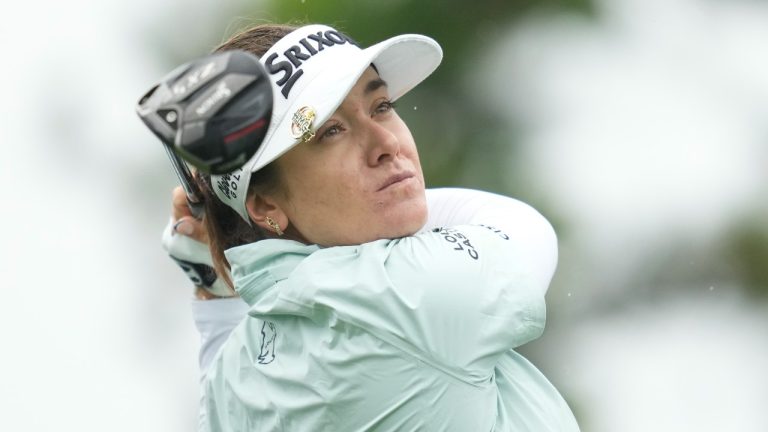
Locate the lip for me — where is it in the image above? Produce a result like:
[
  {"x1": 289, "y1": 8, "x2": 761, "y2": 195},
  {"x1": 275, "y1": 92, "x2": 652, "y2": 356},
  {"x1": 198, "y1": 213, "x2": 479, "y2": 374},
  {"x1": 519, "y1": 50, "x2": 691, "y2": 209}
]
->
[{"x1": 377, "y1": 171, "x2": 416, "y2": 191}]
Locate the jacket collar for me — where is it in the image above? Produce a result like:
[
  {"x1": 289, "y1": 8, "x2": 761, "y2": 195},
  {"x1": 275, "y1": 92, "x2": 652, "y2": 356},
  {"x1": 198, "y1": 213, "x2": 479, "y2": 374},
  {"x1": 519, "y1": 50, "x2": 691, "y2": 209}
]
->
[{"x1": 224, "y1": 239, "x2": 320, "y2": 306}]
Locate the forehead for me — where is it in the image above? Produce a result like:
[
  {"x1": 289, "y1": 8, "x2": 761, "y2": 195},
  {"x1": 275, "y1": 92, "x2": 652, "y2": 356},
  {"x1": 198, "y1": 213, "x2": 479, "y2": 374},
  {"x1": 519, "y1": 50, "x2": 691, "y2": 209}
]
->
[{"x1": 340, "y1": 67, "x2": 388, "y2": 104}]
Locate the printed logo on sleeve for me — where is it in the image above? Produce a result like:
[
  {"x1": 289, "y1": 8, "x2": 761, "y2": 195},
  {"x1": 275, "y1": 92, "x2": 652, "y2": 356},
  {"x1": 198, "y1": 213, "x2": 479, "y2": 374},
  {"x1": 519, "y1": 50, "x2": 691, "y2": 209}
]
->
[
  {"x1": 478, "y1": 224, "x2": 510, "y2": 240},
  {"x1": 434, "y1": 227, "x2": 479, "y2": 260}
]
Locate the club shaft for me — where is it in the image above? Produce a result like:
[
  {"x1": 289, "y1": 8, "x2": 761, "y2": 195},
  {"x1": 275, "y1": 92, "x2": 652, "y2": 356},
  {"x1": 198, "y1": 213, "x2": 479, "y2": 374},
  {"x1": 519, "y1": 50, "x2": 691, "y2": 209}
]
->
[{"x1": 163, "y1": 145, "x2": 204, "y2": 219}]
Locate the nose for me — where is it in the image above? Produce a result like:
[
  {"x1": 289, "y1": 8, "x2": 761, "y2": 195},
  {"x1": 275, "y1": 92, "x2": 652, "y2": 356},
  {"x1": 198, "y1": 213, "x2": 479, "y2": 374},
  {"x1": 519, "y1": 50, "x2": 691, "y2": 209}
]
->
[{"x1": 362, "y1": 118, "x2": 400, "y2": 166}]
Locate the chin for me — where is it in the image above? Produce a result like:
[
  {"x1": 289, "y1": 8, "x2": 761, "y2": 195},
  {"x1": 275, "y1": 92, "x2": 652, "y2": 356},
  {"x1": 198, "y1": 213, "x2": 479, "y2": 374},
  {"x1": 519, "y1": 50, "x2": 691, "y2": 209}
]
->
[
  {"x1": 380, "y1": 202, "x2": 428, "y2": 239},
  {"x1": 358, "y1": 185, "x2": 427, "y2": 241}
]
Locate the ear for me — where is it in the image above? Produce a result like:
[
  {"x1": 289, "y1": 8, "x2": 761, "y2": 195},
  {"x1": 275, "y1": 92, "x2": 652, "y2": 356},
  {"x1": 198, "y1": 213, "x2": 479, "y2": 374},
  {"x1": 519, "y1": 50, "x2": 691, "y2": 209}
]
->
[{"x1": 245, "y1": 193, "x2": 290, "y2": 236}]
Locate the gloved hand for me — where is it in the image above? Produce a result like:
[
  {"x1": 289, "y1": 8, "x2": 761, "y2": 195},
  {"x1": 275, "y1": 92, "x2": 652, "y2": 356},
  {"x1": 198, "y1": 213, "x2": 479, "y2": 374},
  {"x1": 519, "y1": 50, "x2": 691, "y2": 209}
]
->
[{"x1": 161, "y1": 186, "x2": 235, "y2": 298}]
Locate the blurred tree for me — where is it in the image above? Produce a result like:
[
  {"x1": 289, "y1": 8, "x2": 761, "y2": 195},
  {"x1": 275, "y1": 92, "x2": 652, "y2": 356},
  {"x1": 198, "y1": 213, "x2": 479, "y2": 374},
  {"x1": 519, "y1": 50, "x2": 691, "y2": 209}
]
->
[
  {"x1": 724, "y1": 218, "x2": 768, "y2": 297},
  {"x1": 233, "y1": 0, "x2": 595, "y2": 197}
]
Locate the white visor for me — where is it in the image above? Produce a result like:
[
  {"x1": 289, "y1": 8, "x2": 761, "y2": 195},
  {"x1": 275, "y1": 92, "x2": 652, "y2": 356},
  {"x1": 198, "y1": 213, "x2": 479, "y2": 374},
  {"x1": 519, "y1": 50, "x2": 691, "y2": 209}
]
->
[{"x1": 211, "y1": 24, "x2": 443, "y2": 223}]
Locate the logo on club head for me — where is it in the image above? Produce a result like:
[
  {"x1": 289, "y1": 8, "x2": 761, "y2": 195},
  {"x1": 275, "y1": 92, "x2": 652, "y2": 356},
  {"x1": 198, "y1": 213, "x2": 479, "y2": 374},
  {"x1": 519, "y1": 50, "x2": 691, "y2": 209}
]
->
[
  {"x1": 195, "y1": 81, "x2": 232, "y2": 116},
  {"x1": 290, "y1": 106, "x2": 316, "y2": 142}
]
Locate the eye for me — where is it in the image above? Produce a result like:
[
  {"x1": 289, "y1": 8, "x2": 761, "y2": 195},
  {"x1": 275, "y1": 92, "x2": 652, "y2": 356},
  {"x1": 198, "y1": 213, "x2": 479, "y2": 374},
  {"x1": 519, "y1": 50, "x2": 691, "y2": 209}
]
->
[
  {"x1": 374, "y1": 99, "x2": 397, "y2": 115},
  {"x1": 319, "y1": 122, "x2": 344, "y2": 141}
]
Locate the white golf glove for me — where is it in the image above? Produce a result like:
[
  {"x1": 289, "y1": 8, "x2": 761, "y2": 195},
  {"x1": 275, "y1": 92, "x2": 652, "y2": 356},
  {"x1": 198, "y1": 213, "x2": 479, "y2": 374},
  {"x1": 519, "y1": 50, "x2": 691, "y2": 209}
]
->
[{"x1": 161, "y1": 218, "x2": 234, "y2": 297}]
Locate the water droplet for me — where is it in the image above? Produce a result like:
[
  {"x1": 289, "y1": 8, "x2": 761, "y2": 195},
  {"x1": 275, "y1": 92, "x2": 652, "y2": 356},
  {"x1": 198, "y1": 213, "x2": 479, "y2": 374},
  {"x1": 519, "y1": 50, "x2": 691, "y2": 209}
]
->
[
  {"x1": 567, "y1": 292, "x2": 572, "y2": 297},
  {"x1": 709, "y1": 286, "x2": 715, "y2": 291},
  {"x1": 413, "y1": 106, "x2": 418, "y2": 110}
]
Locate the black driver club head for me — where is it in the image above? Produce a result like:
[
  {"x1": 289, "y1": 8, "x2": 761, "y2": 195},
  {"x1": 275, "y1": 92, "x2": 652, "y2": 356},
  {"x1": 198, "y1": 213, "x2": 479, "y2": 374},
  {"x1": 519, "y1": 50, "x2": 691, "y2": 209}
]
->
[{"x1": 136, "y1": 50, "x2": 273, "y2": 175}]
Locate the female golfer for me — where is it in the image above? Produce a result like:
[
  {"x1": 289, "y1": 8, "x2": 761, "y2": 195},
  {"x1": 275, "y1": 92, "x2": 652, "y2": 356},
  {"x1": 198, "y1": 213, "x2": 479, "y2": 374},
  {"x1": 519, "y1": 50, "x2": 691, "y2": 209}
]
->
[{"x1": 176, "y1": 23, "x2": 580, "y2": 431}]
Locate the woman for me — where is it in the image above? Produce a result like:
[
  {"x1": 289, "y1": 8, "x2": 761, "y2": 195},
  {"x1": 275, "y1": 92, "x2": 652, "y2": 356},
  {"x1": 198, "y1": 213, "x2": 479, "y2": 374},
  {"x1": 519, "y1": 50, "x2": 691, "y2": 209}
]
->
[{"x1": 174, "y1": 23, "x2": 579, "y2": 431}]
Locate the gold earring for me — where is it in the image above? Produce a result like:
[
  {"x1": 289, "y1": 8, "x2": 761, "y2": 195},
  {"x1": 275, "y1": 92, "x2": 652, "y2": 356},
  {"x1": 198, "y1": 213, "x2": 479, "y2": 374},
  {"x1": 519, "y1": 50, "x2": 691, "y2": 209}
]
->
[{"x1": 265, "y1": 217, "x2": 283, "y2": 236}]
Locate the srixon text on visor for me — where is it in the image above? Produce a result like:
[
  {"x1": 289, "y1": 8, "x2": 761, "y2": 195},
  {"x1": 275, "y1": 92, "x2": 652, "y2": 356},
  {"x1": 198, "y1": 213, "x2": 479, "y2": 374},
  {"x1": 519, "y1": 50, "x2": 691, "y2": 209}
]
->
[{"x1": 266, "y1": 30, "x2": 358, "y2": 99}]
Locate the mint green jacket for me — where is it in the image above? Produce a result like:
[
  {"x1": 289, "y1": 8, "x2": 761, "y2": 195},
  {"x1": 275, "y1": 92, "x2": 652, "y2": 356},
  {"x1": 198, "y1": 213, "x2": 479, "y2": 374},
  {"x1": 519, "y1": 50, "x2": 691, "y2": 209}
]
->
[{"x1": 200, "y1": 223, "x2": 579, "y2": 431}]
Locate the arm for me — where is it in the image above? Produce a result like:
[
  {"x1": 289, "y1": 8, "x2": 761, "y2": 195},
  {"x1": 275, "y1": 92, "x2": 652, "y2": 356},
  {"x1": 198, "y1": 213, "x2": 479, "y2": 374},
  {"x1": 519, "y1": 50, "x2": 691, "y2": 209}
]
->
[
  {"x1": 424, "y1": 187, "x2": 557, "y2": 295},
  {"x1": 162, "y1": 187, "x2": 247, "y2": 372},
  {"x1": 191, "y1": 297, "x2": 249, "y2": 371},
  {"x1": 180, "y1": 187, "x2": 556, "y2": 373},
  {"x1": 260, "y1": 191, "x2": 558, "y2": 382}
]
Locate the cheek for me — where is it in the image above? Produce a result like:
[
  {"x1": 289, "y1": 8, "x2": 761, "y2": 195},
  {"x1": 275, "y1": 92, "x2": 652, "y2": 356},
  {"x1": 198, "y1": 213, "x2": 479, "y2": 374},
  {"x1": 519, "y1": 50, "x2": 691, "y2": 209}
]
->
[
  {"x1": 394, "y1": 123, "x2": 422, "y2": 173},
  {"x1": 282, "y1": 163, "x2": 364, "y2": 226}
]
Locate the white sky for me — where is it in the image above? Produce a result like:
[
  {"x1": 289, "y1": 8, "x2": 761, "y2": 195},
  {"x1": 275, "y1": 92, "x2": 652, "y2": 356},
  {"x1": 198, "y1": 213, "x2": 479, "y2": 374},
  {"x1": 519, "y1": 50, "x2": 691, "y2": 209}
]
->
[{"x1": 556, "y1": 292, "x2": 768, "y2": 432}]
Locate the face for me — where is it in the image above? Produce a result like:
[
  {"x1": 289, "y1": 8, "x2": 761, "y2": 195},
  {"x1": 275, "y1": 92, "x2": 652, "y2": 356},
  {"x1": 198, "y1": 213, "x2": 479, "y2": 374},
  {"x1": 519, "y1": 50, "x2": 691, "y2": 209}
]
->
[{"x1": 258, "y1": 67, "x2": 427, "y2": 246}]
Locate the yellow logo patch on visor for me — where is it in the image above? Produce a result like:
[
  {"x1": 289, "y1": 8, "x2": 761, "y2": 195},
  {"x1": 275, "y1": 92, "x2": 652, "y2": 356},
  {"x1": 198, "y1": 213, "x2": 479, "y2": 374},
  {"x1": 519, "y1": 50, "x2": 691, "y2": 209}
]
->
[{"x1": 290, "y1": 106, "x2": 317, "y2": 143}]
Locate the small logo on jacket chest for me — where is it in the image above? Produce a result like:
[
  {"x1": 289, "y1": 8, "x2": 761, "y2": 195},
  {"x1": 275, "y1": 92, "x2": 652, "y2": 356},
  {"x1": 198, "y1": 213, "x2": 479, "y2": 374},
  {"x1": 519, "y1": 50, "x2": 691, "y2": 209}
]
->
[{"x1": 258, "y1": 321, "x2": 277, "y2": 364}]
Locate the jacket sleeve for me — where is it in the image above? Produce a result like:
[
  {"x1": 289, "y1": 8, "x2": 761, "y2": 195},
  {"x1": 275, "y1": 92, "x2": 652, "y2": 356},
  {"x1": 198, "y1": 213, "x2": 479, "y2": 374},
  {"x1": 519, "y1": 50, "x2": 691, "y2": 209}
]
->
[
  {"x1": 279, "y1": 196, "x2": 558, "y2": 385},
  {"x1": 191, "y1": 297, "x2": 249, "y2": 374},
  {"x1": 190, "y1": 188, "x2": 507, "y2": 374},
  {"x1": 190, "y1": 188, "x2": 520, "y2": 374}
]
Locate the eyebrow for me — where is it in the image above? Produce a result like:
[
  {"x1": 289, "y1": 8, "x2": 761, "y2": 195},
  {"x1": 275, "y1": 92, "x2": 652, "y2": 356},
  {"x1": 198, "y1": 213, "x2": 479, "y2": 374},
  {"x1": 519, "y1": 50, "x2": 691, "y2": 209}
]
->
[{"x1": 364, "y1": 78, "x2": 388, "y2": 94}]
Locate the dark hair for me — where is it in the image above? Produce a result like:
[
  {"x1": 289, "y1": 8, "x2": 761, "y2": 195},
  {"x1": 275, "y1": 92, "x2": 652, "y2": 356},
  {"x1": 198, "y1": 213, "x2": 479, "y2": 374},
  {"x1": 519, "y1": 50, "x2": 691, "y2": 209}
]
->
[{"x1": 196, "y1": 23, "x2": 298, "y2": 290}]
